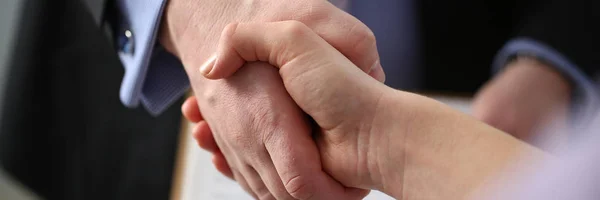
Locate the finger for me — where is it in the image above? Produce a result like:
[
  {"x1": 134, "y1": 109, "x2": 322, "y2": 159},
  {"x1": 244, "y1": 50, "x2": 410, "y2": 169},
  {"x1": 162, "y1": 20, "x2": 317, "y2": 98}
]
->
[
  {"x1": 307, "y1": 8, "x2": 381, "y2": 77},
  {"x1": 303, "y1": 4, "x2": 382, "y2": 78},
  {"x1": 192, "y1": 121, "x2": 220, "y2": 153},
  {"x1": 252, "y1": 154, "x2": 294, "y2": 200},
  {"x1": 203, "y1": 6, "x2": 383, "y2": 80},
  {"x1": 181, "y1": 96, "x2": 203, "y2": 122},
  {"x1": 207, "y1": 3, "x2": 379, "y2": 80},
  {"x1": 205, "y1": 21, "x2": 351, "y2": 79},
  {"x1": 232, "y1": 170, "x2": 259, "y2": 199},
  {"x1": 256, "y1": 95, "x2": 369, "y2": 199},
  {"x1": 240, "y1": 165, "x2": 275, "y2": 200},
  {"x1": 252, "y1": 1, "x2": 381, "y2": 76},
  {"x1": 266, "y1": 123, "x2": 370, "y2": 200},
  {"x1": 212, "y1": 150, "x2": 234, "y2": 179}
]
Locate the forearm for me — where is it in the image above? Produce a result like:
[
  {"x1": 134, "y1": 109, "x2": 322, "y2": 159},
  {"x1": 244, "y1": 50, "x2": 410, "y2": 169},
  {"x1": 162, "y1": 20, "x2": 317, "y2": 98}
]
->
[{"x1": 376, "y1": 91, "x2": 551, "y2": 199}]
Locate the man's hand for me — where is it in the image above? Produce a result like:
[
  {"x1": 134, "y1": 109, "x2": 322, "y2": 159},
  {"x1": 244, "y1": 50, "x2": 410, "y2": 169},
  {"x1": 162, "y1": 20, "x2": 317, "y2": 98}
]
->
[
  {"x1": 472, "y1": 57, "x2": 571, "y2": 149},
  {"x1": 161, "y1": 0, "x2": 383, "y2": 199}
]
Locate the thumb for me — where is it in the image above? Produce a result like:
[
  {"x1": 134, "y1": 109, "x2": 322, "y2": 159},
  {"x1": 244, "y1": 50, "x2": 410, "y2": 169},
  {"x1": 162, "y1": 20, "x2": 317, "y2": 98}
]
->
[
  {"x1": 200, "y1": 20, "x2": 385, "y2": 82},
  {"x1": 200, "y1": 21, "x2": 331, "y2": 79},
  {"x1": 203, "y1": 21, "x2": 386, "y2": 129}
]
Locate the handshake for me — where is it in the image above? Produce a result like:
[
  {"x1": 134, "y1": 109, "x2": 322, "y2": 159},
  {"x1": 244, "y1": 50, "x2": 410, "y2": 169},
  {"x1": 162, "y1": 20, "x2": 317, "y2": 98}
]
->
[
  {"x1": 179, "y1": 21, "x2": 547, "y2": 200},
  {"x1": 160, "y1": 1, "x2": 569, "y2": 199}
]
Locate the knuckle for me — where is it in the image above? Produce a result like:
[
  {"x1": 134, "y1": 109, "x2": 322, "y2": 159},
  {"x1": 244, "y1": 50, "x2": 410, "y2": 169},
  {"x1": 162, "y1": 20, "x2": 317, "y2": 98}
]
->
[
  {"x1": 280, "y1": 20, "x2": 311, "y2": 40},
  {"x1": 223, "y1": 22, "x2": 239, "y2": 34},
  {"x1": 222, "y1": 22, "x2": 240, "y2": 38},
  {"x1": 284, "y1": 175, "x2": 315, "y2": 200},
  {"x1": 344, "y1": 23, "x2": 377, "y2": 72},
  {"x1": 221, "y1": 22, "x2": 250, "y2": 54},
  {"x1": 201, "y1": 85, "x2": 220, "y2": 107},
  {"x1": 349, "y1": 24, "x2": 376, "y2": 54},
  {"x1": 221, "y1": 22, "x2": 241, "y2": 44}
]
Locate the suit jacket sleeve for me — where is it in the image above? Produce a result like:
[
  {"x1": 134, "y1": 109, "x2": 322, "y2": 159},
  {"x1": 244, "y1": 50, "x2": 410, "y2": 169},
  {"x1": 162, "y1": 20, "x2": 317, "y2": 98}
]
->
[
  {"x1": 83, "y1": 0, "x2": 189, "y2": 116},
  {"x1": 493, "y1": 0, "x2": 599, "y2": 119},
  {"x1": 517, "y1": 0, "x2": 599, "y2": 76}
]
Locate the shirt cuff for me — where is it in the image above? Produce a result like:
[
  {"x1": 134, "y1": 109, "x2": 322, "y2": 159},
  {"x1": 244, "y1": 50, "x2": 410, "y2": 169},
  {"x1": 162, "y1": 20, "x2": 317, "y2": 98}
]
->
[
  {"x1": 141, "y1": 47, "x2": 189, "y2": 116},
  {"x1": 492, "y1": 38, "x2": 600, "y2": 122},
  {"x1": 114, "y1": 0, "x2": 189, "y2": 116}
]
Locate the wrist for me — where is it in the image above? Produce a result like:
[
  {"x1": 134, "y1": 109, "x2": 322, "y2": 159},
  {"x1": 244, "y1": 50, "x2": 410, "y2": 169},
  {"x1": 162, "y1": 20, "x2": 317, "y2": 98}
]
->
[
  {"x1": 359, "y1": 89, "x2": 417, "y2": 196},
  {"x1": 158, "y1": 0, "x2": 223, "y2": 66},
  {"x1": 157, "y1": 0, "x2": 224, "y2": 90},
  {"x1": 371, "y1": 92, "x2": 549, "y2": 199},
  {"x1": 367, "y1": 91, "x2": 435, "y2": 197},
  {"x1": 158, "y1": 0, "x2": 193, "y2": 59},
  {"x1": 159, "y1": 20, "x2": 178, "y2": 57}
]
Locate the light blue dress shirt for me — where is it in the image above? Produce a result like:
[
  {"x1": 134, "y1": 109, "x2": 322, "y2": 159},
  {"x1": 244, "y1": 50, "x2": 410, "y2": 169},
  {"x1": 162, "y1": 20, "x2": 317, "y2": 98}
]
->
[
  {"x1": 115, "y1": 0, "x2": 597, "y2": 117},
  {"x1": 115, "y1": 0, "x2": 188, "y2": 116}
]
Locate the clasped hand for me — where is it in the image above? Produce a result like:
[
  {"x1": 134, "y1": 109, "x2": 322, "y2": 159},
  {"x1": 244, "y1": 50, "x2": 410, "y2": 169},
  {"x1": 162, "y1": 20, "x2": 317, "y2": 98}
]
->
[
  {"x1": 184, "y1": 20, "x2": 552, "y2": 199},
  {"x1": 165, "y1": 1, "x2": 385, "y2": 199},
  {"x1": 185, "y1": 21, "x2": 394, "y2": 199},
  {"x1": 158, "y1": 0, "x2": 568, "y2": 199}
]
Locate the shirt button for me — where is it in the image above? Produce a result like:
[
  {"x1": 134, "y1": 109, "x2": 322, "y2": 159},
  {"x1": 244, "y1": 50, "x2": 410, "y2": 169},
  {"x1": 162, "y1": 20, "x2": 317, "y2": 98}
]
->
[{"x1": 118, "y1": 29, "x2": 135, "y2": 55}]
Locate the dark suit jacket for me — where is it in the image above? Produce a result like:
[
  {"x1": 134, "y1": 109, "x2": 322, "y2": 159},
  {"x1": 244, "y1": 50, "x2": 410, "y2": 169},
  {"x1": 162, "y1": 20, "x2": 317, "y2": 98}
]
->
[{"x1": 0, "y1": 0, "x2": 183, "y2": 200}]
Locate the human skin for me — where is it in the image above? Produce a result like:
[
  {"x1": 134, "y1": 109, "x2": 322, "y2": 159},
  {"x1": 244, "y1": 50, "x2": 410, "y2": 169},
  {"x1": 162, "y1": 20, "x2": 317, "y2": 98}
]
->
[
  {"x1": 472, "y1": 58, "x2": 571, "y2": 151},
  {"x1": 195, "y1": 21, "x2": 551, "y2": 199},
  {"x1": 159, "y1": 0, "x2": 383, "y2": 199}
]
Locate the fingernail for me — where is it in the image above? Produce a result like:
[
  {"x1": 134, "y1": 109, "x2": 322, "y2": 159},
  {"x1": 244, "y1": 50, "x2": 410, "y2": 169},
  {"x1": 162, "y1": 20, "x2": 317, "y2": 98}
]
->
[{"x1": 199, "y1": 55, "x2": 217, "y2": 76}]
